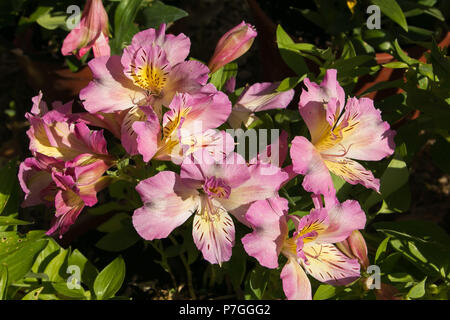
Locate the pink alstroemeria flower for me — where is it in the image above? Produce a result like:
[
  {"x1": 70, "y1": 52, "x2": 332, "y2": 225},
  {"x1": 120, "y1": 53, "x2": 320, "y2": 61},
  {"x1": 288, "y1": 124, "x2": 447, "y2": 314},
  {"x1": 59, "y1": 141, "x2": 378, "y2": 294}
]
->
[
  {"x1": 290, "y1": 69, "x2": 395, "y2": 196},
  {"x1": 48, "y1": 160, "x2": 112, "y2": 237},
  {"x1": 208, "y1": 21, "x2": 257, "y2": 73},
  {"x1": 19, "y1": 153, "x2": 65, "y2": 208},
  {"x1": 26, "y1": 99, "x2": 113, "y2": 166},
  {"x1": 133, "y1": 85, "x2": 233, "y2": 163},
  {"x1": 80, "y1": 24, "x2": 209, "y2": 155},
  {"x1": 242, "y1": 195, "x2": 366, "y2": 300},
  {"x1": 61, "y1": 0, "x2": 110, "y2": 59},
  {"x1": 132, "y1": 150, "x2": 288, "y2": 265},
  {"x1": 228, "y1": 82, "x2": 294, "y2": 128},
  {"x1": 19, "y1": 154, "x2": 112, "y2": 237}
]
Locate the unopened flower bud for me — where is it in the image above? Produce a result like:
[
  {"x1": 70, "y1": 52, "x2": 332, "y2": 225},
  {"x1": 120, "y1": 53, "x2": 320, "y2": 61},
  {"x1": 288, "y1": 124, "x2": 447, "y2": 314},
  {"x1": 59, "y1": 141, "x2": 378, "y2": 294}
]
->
[{"x1": 208, "y1": 21, "x2": 257, "y2": 73}]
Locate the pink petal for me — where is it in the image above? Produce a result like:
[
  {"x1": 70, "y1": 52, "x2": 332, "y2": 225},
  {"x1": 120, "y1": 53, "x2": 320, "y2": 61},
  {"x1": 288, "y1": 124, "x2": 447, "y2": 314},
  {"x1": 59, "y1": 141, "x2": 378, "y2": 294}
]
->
[
  {"x1": 132, "y1": 171, "x2": 199, "y2": 240},
  {"x1": 161, "y1": 61, "x2": 210, "y2": 107},
  {"x1": 241, "y1": 197, "x2": 288, "y2": 268},
  {"x1": 235, "y1": 82, "x2": 294, "y2": 112},
  {"x1": 31, "y1": 91, "x2": 48, "y2": 116},
  {"x1": 49, "y1": 188, "x2": 84, "y2": 237},
  {"x1": 180, "y1": 150, "x2": 250, "y2": 190},
  {"x1": 324, "y1": 157, "x2": 380, "y2": 192},
  {"x1": 329, "y1": 97, "x2": 396, "y2": 161},
  {"x1": 172, "y1": 129, "x2": 235, "y2": 165},
  {"x1": 250, "y1": 130, "x2": 289, "y2": 167},
  {"x1": 128, "y1": 24, "x2": 190, "y2": 66},
  {"x1": 80, "y1": 55, "x2": 145, "y2": 113},
  {"x1": 134, "y1": 107, "x2": 161, "y2": 162},
  {"x1": 290, "y1": 136, "x2": 335, "y2": 196},
  {"x1": 77, "y1": 111, "x2": 126, "y2": 139},
  {"x1": 18, "y1": 157, "x2": 55, "y2": 207},
  {"x1": 192, "y1": 197, "x2": 235, "y2": 265},
  {"x1": 280, "y1": 258, "x2": 312, "y2": 300},
  {"x1": 301, "y1": 243, "x2": 361, "y2": 286},
  {"x1": 221, "y1": 163, "x2": 288, "y2": 224},
  {"x1": 317, "y1": 199, "x2": 366, "y2": 243},
  {"x1": 92, "y1": 32, "x2": 110, "y2": 58},
  {"x1": 121, "y1": 43, "x2": 171, "y2": 86},
  {"x1": 72, "y1": 122, "x2": 108, "y2": 155},
  {"x1": 299, "y1": 69, "x2": 345, "y2": 143},
  {"x1": 180, "y1": 84, "x2": 231, "y2": 134},
  {"x1": 120, "y1": 106, "x2": 149, "y2": 156}
]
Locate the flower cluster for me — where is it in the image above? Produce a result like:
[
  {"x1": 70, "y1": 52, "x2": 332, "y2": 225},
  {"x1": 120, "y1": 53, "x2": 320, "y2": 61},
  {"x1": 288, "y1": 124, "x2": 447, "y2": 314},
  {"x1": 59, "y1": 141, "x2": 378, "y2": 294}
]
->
[{"x1": 19, "y1": 14, "x2": 396, "y2": 300}]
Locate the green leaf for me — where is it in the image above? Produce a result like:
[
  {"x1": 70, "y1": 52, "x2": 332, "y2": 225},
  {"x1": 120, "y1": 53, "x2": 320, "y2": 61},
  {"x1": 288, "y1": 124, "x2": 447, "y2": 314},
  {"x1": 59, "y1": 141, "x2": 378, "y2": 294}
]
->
[
  {"x1": 364, "y1": 155, "x2": 409, "y2": 209},
  {"x1": 93, "y1": 256, "x2": 126, "y2": 300},
  {"x1": 331, "y1": 55, "x2": 374, "y2": 78},
  {"x1": 209, "y1": 63, "x2": 238, "y2": 91},
  {"x1": 313, "y1": 284, "x2": 337, "y2": 300},
  {"x1": 392, "y1": 39, "x2": 420, "y2": 65},
  {"x1": 276, "y1": 75, "x2": 305, "y2": 92},
  {"x1": 0, "y1": 230, "x2": 46, "y2": 260},
  {"x1": 247, "y1": 266, "x2": 270, "y2": 300},
  {"x1": 407, "y1": 277, "x2": 427, "y2": 299},
  {"x1": 375, "y1": 220, "x2": 450, "y2": 280},
  {"x1": 110, "y1": 0, "x2": 144, "y2": 54},
  {"x1": 0, "y1": 265, "x2": 7, "y2": 300},
  {"x1": 331, "y1": 172, "x2": 352, "y2": 200},
  {"x1": 97, "y1": 213, "x2": 131, "y2": 233},
  {"x1": 95, "y1": 219, "x2": 140, "y2": 252},
  {"x1": 52, "y1": 282, "x2": 87, "y2": 300},
  {"x1": 22, "y1": 287, "x2": 43, "y2": 300},
  {"x1": 0, "y1": 161, "x2": 17, "y2": 215},
  {"x1": 370, "y1": 0, "x2": 408, "y2": 32},
  {"x1": 387, "y1": 272, "x2": 415, "y2": 283},
  {"x1": 276, "y1": 25, "x2": 309, "y2": 77},
  {"x1": 1, "y1": 238, "x2": 48, "y2": 283},
  {"x1": 139, "y1": 1, "x2": 188, "y2": 29},
  {"x1": 382, "y1": 62, "x2": 409, "y2": 69},
  {"x1": 36, "y1": 8, "x2": 67, "y2": 30},
  {"x1": 0, "y1": 217, "x2": 32, "y2": 226},
  {"x1": 68, "y1": 249, "x2": 98, "y2": 290},
  {"x1": 43, "y1": 248, "x2": 69, "y2": 282},
  {"x1": 31, "y1": 238, "x2": 60, "y2": 274},
  {"x1": 375, "y1": 236, "x2": 391, "y2": 264},
  {"x1": 377, "y1": 183, "x2": 411, "y2": 214}
]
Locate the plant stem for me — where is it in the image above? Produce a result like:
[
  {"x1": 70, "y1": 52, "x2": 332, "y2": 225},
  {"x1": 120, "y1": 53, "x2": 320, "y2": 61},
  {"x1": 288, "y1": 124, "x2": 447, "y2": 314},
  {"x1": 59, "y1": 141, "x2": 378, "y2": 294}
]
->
[
  {"x1": 149, "y1": 240, "x2": 178, "y2": 289},
  {"x1": 169, "y1": 235, "x2": 197, "y2": 299}
]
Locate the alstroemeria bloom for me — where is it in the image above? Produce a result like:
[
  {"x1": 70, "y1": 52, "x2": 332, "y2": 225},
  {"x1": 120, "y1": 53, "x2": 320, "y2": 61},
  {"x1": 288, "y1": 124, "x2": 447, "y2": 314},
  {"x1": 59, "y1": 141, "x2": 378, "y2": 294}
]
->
[
  {"x1": 19, "y1": 153, "x2": 112, "y2": 237},
  {"x1": 133, "y1": 85, "x2": 233, "y2": 163},
  {"x1": 19, "y1": 153, "x2": 65, "y2": 208},
  {"x1": 80, "y1": 24, "x2": 209, "y2": 155},
  {"x1": 26, "y1": 101, "x2": 113, "y2": 166},
  {"x1": 61, "y1": 0, "x2": 110, "y2": 59},
  {"x1": 132, "y1": 150, "x2": 288, "y2": 265},
  {"x1": 290, "y1": 69, "x2": 395, "y2": 196},
  {"x1": 208, "y1": 21, "x2": 257, "y2": 73},
  {"x1": 228, "y1": 82, "x2": 294, "y2": 128},
  {"x1": 242, "y1": 195, "x2": 366, "y2": 300},
  {"x1": 47, "y1": 159, "x2": 112, "y2": 237}
]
